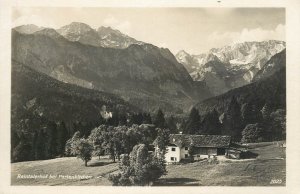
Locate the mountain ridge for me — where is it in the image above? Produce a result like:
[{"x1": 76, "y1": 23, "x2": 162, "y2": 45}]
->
[
  {"x1": 176, "y1": 40, "x2": 286, "y2": 95},
  {"x1": 12, "y1": 27, "x2": 212, "y2": 114},
  {"x1": 14, "y1": 22, "x2": 144, "y2": 49},
  {"x1": 194, "y1": 49, "x2": 286, "y2": 116}
]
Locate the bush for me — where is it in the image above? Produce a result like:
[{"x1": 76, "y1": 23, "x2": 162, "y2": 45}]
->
[
  {"x1": 241, "y1": 123, "x2": 264, "y2": 143},
  {"x1": 109, "y1": 144, "x2": 166, "y2": 186}
]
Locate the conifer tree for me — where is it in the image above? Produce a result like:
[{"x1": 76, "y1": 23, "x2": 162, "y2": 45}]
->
[
  {"x1": 12, "y1": 132, "x2": 32, "y2": 162},
  {"x1": 261, "y1": 102, "x2": 272, "y2": 121},
  {"x1": 167, "y1": 116, "x2": 178, "y2": 134},
  {"x1": 31, "y1": 130, "x2": 38, "y2": 160},
  {"x1": 154, "y1": 109, "x2": 166, "y2": 128},
  {"x1": 184, "y1": 108, "x2": 201, "y2": 134},
  {"x1": 223, "y1": 96, "x2": 243, "y2": 141},
  {"x1": 142, "y1": 113, "x2": 152, "y2": 124},
  {"x1": 241, "y1": 102, "x2": 262, "y2": 125},
  {"x1": 201, "y1": 109, "x2": 222, "y2": 135},
  {"x1": 47, "y1": 121, "x2": 58, "y2": 158},
  {"x1": 57, "y1": 121, "x2": 68, "y2": 155},
  {"x1": 11, "y1": 131, "x2": 20, "y2": 149},
  {"x1": 36, "y1": 129, "x2": 47, "y2": 160}
]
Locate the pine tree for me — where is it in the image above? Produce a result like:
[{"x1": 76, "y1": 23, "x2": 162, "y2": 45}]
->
[
  {"x1": 261, "y1": 102, "x2": 272, "y2": 121},
  {"x1": 184, "y1": 108, "x2": 201, "y2": 134},
  {"x1": 155, "y1": 128, "x2": 170, "y2": 156},
  {"x1": 65, "y1": 131, "x2": 81, "y2": 156},
  {"x1": 31, "y1": 130, "x2": 38, "y2": 160},
  {"x1": 260, "y1": 102, "x2": 275, "y2": 141},
  {"x1": 118, "y1": 113, "x2": 127, "y2": 126},
  {"x1": 12, "y1": 132, "x2": 32, "y2": 162},
  {"x1": 166, "y1": 116, "x2": 177, "y2": 134},
  {"x1": 57, "y1": 121, "x2": 68, "y2": 156},
  {"x1": 241, "y1": 102, "x2": 262, "y2": 125},
  {"x1": 136, "y1": 113, "x2": 144, "y2": 125},
  {"x1": 110, "y1": 110, "x2": 120, "y2": 126},
  {"x1": 223, "y1": 96, "x2": 243, "y2": 141},
  {"x1": 47, "y1": 121, "x2": 58, "y2": 158},
  {"x1": 142, "y1": 113, "x2": 152, "y2": 124},
  {"x1": 11, "y1": 131, "x2": 20, "y2": 149},
  {"x1": 201, "y1": 109, "x2": 222, "y2": 135},
  {"x1": 36, "y1": 129, "x2": 47, "y2": 160},
  {"x1": 154, "y1": 109, "x2": 166, "y2": 128}
]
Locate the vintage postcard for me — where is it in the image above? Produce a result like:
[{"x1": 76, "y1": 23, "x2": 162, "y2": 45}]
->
[{"x1": 1, "y1": 0, "x2": 300, "y2": 194}]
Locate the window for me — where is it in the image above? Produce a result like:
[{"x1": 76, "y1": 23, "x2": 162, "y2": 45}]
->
[
  {"x1": 171, "y1": 157, "x2": 174, "y2": 161},
  {"x1": 185, "y1": 147, "x2": 188, "y2": 150},
  {"x1": 185, "y1": 154, "x2": 188, "y2": 158},
  {"x1": 171, "y1": 148, "x2": 176, "y2": 151}
]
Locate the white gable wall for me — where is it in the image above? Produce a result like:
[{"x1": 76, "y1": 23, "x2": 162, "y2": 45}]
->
[
  {"x1": 162, "y1": 145, "x2": 226, "y2": 163},
  {"x1": 165, "y1": 145, "x2": 181, "y2": 163}
]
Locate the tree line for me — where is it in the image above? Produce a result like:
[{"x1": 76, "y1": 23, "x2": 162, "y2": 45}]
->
[
  {"x1": 11, "y1": 108, "x2": 176, "y2": 162},
  {"x1": 11, "y1": 98, "x2": 285, "y2": 163},
  {"x1": 182, "y1": 96, "x2": 286, "y2": 142}
]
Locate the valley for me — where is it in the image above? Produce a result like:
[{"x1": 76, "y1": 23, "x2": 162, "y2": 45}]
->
[{"x1": 10, "y1": 19, "x2": 287, "y2": 187}]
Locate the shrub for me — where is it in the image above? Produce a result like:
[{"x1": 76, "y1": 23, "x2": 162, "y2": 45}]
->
[
  {"x1": 109, "y1": 144, "x2": 166, "y2": 186},
  {"x1": 241, "y1": 123, "x2": 264, "y2": 143}
]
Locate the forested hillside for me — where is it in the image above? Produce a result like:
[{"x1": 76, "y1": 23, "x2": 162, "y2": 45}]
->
[
  {"x1": 11, "y1": 61, "x2": 141, "y2": 162},
  {"x1": 191, "y1": 61, "x2": 285, "y2": 141}
]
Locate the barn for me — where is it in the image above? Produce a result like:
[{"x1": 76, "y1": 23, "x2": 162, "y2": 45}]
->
[{"x1": 161, "y1": 134, "x2": 231, "y2": 163}]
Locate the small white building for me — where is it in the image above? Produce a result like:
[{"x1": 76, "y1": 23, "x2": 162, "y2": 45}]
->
[{"x1": 158, "y1": 134, "x2": 231, "y2": 163}]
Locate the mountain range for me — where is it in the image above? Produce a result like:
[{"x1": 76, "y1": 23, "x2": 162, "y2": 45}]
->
[
  {"x1": 194, "y1": 49, "x2": 286, "y2": 116},
  {"x1": 176, "y1": 40, "x2": 286, "y2": 95},
  {"x1": 56, "y1": 22, "x2": 143, "y2": 49},
  {"x1": 12, "y1": 22, "x2": 286, "y2": 116},
  {"x1": 12, "y1": 23, "x2": 212, "y2": 114}
]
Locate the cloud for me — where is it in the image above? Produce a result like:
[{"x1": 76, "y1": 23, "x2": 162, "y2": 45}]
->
[
  {"x1": 208, "y1": 24, "x2": 285, "y2": 47},
  {"x1": 103, "y1": 15, "x2": 131, "y2": 34},
  {"x1": 12, "y1": 14, "x2": 55, "y2": 28},
  {"x1": 158, "y1": 42, "x2": 168, "y2": 48}
]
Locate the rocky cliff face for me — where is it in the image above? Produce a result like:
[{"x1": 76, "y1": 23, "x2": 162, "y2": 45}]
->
[
  {"x1": 12, "y1": 24, "x2": 212, "y2": 113},
  {"x1": 56, "y1": 22, "x2": 143, "y2": 49},
  {"x1": 252, "y1": 49, "x2": 286, "y2": 82},
  {"x1": 176, "y1": 40, "x2": 286, "y2": 95}
]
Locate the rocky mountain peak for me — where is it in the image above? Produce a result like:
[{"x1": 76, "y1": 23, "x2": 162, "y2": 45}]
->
[
  {"x1": 14, "y1": 24, "x2": 44, "y2": 34},
  {"x1": 97, "y1": 26, "x2": 122, "y2": 35},
  {"x1": 57, "y1": 22, "x2": 95, "y2": 37},
  {"x1": 176, "y1": 40, "x2": 286, "y2": 95},
  {"x1": 34, "y1": 28, "x2": 62, "y2": 39}
]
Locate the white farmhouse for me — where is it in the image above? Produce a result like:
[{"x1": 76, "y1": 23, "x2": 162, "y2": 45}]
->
[{"x1": 157, "y1": 134, "x2": 231, "y2": 163}]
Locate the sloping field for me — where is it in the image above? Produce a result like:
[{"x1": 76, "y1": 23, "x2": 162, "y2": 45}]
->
[
  {"x1": 156, "y1": 143, "x2": 286, "y2": 186},
  {"x1": 11, "y1": 142, "x2": 285, "y2": 186},
  {"x1": 11, "y1": 157, "x2": 118, "y2": 186}
]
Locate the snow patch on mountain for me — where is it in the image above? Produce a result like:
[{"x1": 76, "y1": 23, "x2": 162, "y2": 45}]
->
[{"x1": 176, "y1": 40, "x2": 286, "y2": 95}]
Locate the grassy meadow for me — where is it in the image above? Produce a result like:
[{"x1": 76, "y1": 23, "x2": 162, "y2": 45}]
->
[{"x1": 11, "y1": 142, "x2": 285, "y2": 186}]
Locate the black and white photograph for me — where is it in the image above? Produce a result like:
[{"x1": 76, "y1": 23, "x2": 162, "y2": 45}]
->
[{"x1": 1, "y1": 0, "x2": 300, "y2": 192}]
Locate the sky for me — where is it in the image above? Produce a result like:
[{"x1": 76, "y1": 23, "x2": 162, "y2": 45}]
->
[{"x1": 12, "y1": 7, "x2": 285, "y2": 55}]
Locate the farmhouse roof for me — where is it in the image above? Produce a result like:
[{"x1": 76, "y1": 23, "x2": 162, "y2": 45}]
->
[{"x1": 168, "y1": 134, "x2": 231, "y2": 148}]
